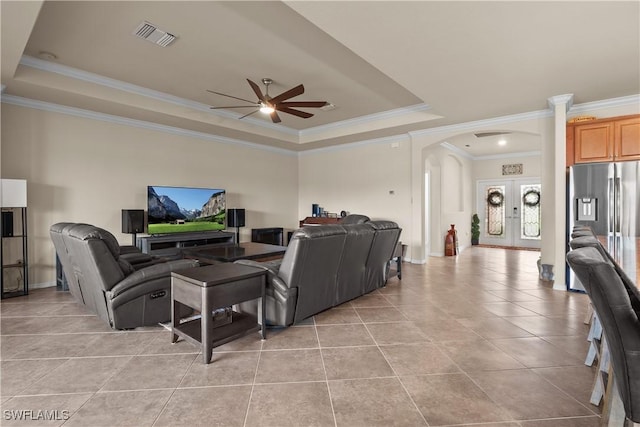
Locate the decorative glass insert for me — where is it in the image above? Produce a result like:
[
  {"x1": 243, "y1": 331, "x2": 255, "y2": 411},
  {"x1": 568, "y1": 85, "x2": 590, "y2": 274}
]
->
[
  {"x1": 521, "y1": 184, "x2": 541, "y2": 239},
  {"x1": 486, "y1": 186, "x2": 505, "y2": 236}
]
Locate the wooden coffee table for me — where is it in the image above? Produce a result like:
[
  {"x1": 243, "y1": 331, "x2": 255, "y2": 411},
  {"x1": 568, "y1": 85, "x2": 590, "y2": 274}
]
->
[
  {"x1": 182, "y1": 242, "x2": 287, "y2": 264},
  {"x1": 171, "y1": 263, "x2": 266, "y2": 364}
]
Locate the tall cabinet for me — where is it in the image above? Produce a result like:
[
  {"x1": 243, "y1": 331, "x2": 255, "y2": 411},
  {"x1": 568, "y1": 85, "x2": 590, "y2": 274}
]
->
[{"x1": 1, "y1": 179, "x2": 28, "y2": 298}]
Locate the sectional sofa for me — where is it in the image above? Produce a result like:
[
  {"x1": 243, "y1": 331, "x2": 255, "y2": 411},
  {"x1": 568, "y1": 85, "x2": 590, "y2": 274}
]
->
[{"x1": 236, "y1": 220, "x2": 401, "y2": 326}]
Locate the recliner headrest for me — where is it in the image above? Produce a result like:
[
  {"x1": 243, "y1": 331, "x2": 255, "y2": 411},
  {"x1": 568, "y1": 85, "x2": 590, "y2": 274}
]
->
[
  {"x1": 569, "y1": 235, "x2": 601, "y2": 250},
  {"x1": 67, "y1": 224, "x2": 121, "y2": 258},
  {"x1": 50, "y1": 222, "x2": 75, "y2": 234},
  {"x1": 341, "y1": 224, "x2": 376, "y2": 235},
  {"x1": 291, "y1": 225, "x2": 347, "y2": 239},
  {"x1": 571, "y1": 229, "x2": 595, "y2": 239},
  {"x1": 340, "y1": 214, "x2": 370, "y2": 225},
  {"x1": 367, "y1": 220, "x2": 399, "y2": 230}
]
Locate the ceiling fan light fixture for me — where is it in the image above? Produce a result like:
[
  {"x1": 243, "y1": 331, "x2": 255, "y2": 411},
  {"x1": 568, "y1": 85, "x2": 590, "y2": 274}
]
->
[{"x1": 259, "y1": 103, "x2": 275, "y2": 114}]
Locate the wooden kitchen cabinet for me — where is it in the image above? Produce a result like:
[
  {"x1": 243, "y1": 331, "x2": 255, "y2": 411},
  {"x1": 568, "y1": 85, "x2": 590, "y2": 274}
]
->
[
  {"x1": 567, "y1": 114, "x2": 640, "y2": 165},
  {"x1": 614, "y1": 116, "x2": 640, "y2": 161}
]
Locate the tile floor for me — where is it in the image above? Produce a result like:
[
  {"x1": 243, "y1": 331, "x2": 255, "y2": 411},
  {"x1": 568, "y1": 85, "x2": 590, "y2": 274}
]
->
[{"x1": 0, "y1": 247, "x2": 602, "y2": 426}]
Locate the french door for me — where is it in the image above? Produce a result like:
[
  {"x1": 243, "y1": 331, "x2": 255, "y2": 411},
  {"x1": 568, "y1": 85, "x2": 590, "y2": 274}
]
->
[{"x1": 476, "y1": 178, "x2": 541, "y2": 249}]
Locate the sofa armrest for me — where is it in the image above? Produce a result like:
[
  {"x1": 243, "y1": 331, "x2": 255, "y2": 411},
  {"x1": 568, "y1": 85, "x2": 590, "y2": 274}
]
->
[
  {"x1": 119, "y1": 245, "x2": 141, "y2": 255},
  {"x1": 121, "y1": 251, "x2": 154, "y2": 265},
  {"x1": 234, "y1": 259, "x2": 289, "y2": 296},
  {"x1": 109, "y1": 259, "x2": 199, "y2": 298}
]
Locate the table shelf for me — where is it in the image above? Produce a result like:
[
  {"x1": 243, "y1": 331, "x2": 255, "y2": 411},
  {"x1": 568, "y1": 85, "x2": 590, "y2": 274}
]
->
[{"x1": 173, "y1": 311, "x2": 260, "y2": 351}]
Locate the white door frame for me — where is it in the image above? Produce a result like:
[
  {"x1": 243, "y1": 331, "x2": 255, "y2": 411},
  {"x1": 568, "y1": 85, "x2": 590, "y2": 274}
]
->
[{"x1": 476, "y1": 178, "x2": 541, "y2": 249}]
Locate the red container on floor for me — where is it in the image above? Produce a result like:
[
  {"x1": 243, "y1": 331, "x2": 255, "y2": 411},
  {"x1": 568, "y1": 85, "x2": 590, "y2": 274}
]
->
[{"x1": 445, "y1": 224, "x2": 458, "y2": 256}]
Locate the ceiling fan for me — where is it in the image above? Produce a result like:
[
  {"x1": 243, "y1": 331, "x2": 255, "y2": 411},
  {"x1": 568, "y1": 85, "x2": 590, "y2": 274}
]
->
[{"x1": 207, "y1": 78, "x2": 328, "y2": 123}]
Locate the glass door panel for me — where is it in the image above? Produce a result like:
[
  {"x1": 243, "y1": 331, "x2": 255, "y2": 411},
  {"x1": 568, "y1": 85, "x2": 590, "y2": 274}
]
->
[{"x1": 477, "y1": 179, "x2": 541, "y2": 249}]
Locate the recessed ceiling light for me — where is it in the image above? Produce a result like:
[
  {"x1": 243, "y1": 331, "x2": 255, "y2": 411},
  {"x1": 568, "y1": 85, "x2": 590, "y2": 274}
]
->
[{"x1": 498, "y1": 139, "x2": 507, "y2": 146}]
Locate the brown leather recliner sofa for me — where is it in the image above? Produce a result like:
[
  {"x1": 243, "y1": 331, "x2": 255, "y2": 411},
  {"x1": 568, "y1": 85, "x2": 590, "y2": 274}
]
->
[
  {"x1": 236, "y1": 220, "x2": 401, "y2": 326},
  {"x1": 50, "y1": 222, "x2": 198, "y2": 329}
]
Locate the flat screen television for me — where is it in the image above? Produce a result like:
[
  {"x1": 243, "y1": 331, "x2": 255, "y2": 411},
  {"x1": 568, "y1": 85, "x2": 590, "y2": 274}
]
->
[{"x1": 147, "y1": 186, "x2": 226, "y2": 235}]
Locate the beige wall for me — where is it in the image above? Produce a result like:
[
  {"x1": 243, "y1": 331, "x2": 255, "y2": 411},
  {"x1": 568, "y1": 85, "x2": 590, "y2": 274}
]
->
[
  {"x1": 422, "y1": 144, "x2": 474, "y2": 258},
  {"x1": 298, "y1": 136, "x2": 412, "y2": 237},
  {"x1": 472, "y1": 154, "x2": 541, "y2": 182},
  {"x1": 1, "y1": 104, "x2": 299, "y2": 286}
]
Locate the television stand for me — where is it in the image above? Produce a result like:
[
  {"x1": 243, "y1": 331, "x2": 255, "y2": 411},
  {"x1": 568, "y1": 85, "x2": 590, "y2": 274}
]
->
[{"x1": 137, "y1": 231, "x2": 235, "y2": 256}]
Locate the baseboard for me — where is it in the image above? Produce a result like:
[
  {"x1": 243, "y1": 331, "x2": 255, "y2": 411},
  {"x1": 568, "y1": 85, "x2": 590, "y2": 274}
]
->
[
  {"x1": 29, "y1": 281, "x2": 56, "y2": 290},
  {"x1": 407, "y1": 258, "x2": 426, "y2": 264}
]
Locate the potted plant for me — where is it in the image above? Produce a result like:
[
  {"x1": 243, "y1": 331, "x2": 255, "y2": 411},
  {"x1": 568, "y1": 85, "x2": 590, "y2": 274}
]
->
[{"x1": 471, "y1": 214, "x2": 480, "y2": 245}]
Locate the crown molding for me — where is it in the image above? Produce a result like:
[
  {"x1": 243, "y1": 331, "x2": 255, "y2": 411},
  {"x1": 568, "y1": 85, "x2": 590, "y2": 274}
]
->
[
  {"x1": 547, "y1": 94, "x2": 574, "y2": 112},
  {"x1": 408, "y1": 94, "x2": 639, "y2": 142},
  {"x1": 439, "y1": 142, "x2": 541, "y2": 161},
  {"x1": 1, "y1": 94, "x2": 297, "y2": 156},
  {"x1": 19, "y1": 55, "x2": 432, "y2": 140},
  {"x1": 7, "y1": 58, "x2": 640, "y2": 158},
  {"x1": 409, "y1": 109, "x2": 554, "y2": 138},
  {"x1": 474, "y1": 150, "x2": 541, "y2": 161},
  {"x1": 19, "y1": 55, "x2": 299, "y2": 137},
  {"x1": 21, "y1": 54, "x2": 636, "y2": 150},
  {"x1": 20, "y1": 55, "x2": 232, "y2": 116},
  {"x1": 299, "y1": 103, "x2": 431, "y2": 137},
  {"x1": 569, "y1": 94, "x2": 640, "y2": 114},
  {"x1": 439, "y1": 142, "x2": 473, "y2": 160}
]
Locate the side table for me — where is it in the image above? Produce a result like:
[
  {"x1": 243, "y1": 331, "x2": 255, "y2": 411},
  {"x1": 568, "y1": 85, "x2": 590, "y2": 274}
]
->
[{"x1": 171, "y1": 263, "x2": 266, "y2": 364}]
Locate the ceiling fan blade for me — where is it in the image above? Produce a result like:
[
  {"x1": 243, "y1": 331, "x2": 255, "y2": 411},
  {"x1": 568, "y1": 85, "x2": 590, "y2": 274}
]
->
[
  {"x1": 278, "y1": 101, "x2": 328, "y2": 108},
  {"x1": 270, "y1": 84, "x2": 305, "y2": 104},
  {"x1": 238, "y1": 109, "x2": 259, "y2": 120},
  {"x1": 270, "y1": 110, "x2": 282, "y2": 123},
  {"x1": 210, "y1": 105, "x2": 259, "y2": 109},
  {"x1": 277, "y1": 106, "x2": 314, "y2": 119},
  {"x1": 206, "y1": 89, "x2": 256, "y2": 104},
  {"x1": 246, "y1": 79, "x2": 266, "y2": 102}
]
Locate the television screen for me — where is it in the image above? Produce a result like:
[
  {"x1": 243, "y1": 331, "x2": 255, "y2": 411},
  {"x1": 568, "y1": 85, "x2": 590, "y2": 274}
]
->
[{"x1": 147, "y1": 186, "x2": 226, "y2": 235}]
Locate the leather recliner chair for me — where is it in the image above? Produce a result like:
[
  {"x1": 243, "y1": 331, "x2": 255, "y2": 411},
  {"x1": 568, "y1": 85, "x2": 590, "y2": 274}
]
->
[
  {"x1": 50, "y1": 222, "x2": 85, "y2": 305},
  {"x1": 53, "y1": 223, "x2": 198, "y2": 329},
  {"x1": 365, "y1": 220, "x2": 402, "y2": 293},
  {"x1": 238, "y1": 225, "x2": 347, "y2": 326},
  {"x1": 335, "y1": 223, "x2": 376, "y2": 305},
  {"x1": 567, "y1": 247, "x2": 640, "y2": 423}
]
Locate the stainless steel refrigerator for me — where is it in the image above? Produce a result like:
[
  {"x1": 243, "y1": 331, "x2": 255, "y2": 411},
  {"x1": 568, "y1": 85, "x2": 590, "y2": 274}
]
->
[{"x1": 568, "y1": 161, "x2": 640, "y2": 291}]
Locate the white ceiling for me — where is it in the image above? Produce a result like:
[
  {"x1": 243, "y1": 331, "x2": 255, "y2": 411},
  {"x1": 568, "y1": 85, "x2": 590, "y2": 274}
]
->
[{"x1": 2, "y1": 1, "x2": 639, "y2": 154}]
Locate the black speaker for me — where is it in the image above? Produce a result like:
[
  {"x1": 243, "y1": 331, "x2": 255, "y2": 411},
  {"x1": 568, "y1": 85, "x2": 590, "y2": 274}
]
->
[
  {"x1": 1, "y1": 211, "x2": 14, "y2": 237},
  {"x1": 121, "y1": 209, "x2": 145, "y2": 234},
  {"x1": 227, "y1": 208, "x2": 245, "y2": 228}
]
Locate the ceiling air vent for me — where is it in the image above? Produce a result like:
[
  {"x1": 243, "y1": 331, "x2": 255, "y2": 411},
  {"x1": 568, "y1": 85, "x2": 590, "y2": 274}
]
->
[
  {"x1": 133, "y1": 21, "x2": 176, "y2": 47},
  {"x1": 474, "y1": 131, "x2": 512, "y2": 138}
]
